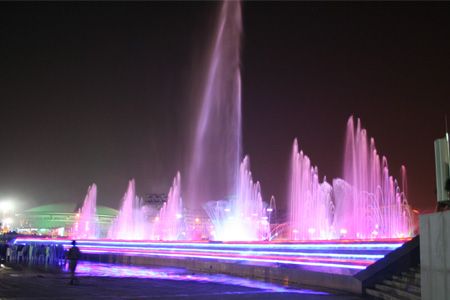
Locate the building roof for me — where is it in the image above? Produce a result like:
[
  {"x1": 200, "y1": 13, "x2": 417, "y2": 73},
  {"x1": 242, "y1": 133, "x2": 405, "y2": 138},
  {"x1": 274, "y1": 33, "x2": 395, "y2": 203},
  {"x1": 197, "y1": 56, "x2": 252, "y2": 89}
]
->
[
  {"x1": 20, "y1": 203, "x2": 118, "y2": 230},
  {"x1": 24, "y1": 203, "x2": 118, "y2": 217}
]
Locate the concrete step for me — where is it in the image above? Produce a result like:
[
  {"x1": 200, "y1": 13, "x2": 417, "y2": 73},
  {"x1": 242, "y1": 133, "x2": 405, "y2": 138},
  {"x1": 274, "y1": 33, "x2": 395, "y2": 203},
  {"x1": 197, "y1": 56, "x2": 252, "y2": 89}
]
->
[
  {"x1": 366, "y1": 287, "x2": 403, "y2": 300},
  {"x1": 401, "y1": 271, "x2": 420, "y2": 280},
  {"x1": 392, "y1": 274, "x2": 420, "y2": 286},
  {"x1": 375, "y1": 283, "x2": 421, "y2": 300},
  {"x1": 409, "y1": 266, "x2": 420, "y2": 273},
  {"x1": 383, "y1": 279, "x2": 421, "y2": 294}
]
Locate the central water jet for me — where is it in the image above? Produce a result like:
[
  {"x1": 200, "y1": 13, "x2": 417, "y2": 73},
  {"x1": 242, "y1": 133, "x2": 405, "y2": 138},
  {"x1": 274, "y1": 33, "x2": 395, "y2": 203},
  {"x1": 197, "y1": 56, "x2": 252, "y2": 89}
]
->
[{"x1": 185, "y1": 1, "x2": 242, "y2": 210}]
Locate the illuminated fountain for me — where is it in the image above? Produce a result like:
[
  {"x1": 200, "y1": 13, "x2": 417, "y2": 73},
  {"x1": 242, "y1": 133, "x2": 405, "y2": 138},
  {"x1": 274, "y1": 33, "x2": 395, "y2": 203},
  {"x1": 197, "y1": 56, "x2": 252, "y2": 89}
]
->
[
  {"x1": 71, "y1": 183, "x2": 98, "y2": 239},
  {"x1": 108, "y1": 179, "x2": 150, "y2": 240},
  {"x1": 183, "y1": 0, "x2": 269, "y2": 240},
  {"x1": 12, "y1": 1, "x2": 417, "y2": 291},
  {"x1": 289, "y1": 117, "x2": 413, "y2": 240},
  {"x1": 289, "y1": 140, "x2": 334, "y2": 240},
  {"x1": 185, "y1": 0, "x2": 242, "y2": 209},
  {"x1": 333, "y1": 116, "x2": 412, "y2": 239},
  {"x1": 152, "y1": 172, "x2": 184, "y2": 240},
  {"x1": 204, "y1": 156, "x2": 270, "y2": 241}
]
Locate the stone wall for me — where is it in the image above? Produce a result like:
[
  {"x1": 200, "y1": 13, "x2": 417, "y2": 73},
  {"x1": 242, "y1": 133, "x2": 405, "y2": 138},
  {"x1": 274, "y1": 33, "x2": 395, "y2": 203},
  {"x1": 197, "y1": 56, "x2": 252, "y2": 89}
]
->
[{"x1": 420, "y1": 211, "x2": 450, "y2": 300}]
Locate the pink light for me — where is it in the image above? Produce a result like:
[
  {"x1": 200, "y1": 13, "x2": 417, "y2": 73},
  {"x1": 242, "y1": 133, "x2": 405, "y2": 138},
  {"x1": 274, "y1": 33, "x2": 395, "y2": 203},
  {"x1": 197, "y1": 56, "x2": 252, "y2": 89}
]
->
[{"x1": 13, "y1": 237, "x2": 408, "y2": 272}]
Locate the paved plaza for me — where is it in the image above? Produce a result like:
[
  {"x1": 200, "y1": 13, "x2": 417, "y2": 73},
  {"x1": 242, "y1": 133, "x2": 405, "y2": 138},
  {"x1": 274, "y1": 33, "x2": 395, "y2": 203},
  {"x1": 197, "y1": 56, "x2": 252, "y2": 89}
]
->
[{"x1": 0, "y1": 261, "x2": 365, "y2": 300}]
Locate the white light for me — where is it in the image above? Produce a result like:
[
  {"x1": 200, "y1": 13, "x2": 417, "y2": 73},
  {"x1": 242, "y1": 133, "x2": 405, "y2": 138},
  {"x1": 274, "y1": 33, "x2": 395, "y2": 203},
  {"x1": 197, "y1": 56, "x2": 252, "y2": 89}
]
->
[
  {"x1": 175, "y1": 213, "x2": 182, "y2": 219},
  {"x1": 308, "y1": 228, "x2": 316, "y2": 234},
  {"x1": 3, "y1": 218, "x2": 13, "y2": 225},
  {"x1": 0, "y1": 201, "x2": 13, "y2": 213},
  {"x1": 266, "y1": 208, "x2": 273, "y2": 212},
  {"x1": 340, "y1": 228, "x2": 347, "y2": 235}
]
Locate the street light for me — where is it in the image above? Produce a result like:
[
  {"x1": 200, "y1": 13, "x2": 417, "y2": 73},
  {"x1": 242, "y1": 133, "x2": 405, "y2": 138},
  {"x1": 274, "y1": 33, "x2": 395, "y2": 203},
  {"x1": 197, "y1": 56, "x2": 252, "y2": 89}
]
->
[{"x1": 0, "y1": 200, "x2": 13, "y2": 214}]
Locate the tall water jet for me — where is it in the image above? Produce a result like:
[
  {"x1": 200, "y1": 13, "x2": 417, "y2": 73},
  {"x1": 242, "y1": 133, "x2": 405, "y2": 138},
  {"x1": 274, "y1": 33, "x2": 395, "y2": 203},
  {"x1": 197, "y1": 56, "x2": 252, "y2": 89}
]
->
[
  {"x1": 186, "y1": 0, "x2": 242, "y2": 209},
  {"x1": 288, "y1": 139, "x2": 334, "y2": 240},
  {"x1": 204, "y1": 156, "x2": 270, "y2": 241},
  {"x1": 71, "y1": 183, "x2": 98, "y2": 239},
  {"x1": 108, "y1": 179, "x2": 149, "y2": 240},
  {"x1": 152, "y1": 172, "x2": 184, "y2": 240},
  {"x1": 333, "y1": 116, "x2": 412, "y2": 239}
]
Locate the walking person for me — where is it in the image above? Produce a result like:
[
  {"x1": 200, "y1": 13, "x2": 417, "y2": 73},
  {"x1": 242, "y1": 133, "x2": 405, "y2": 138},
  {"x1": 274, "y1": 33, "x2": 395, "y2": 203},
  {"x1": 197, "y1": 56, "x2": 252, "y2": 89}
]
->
[{"x1": 67, "y1": 240, "x2": 81, "y2": 285}]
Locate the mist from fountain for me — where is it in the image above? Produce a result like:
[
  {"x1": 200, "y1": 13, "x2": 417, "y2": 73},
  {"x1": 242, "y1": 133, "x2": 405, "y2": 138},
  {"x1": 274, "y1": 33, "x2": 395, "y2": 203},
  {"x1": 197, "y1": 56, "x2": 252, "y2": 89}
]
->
[
  {"x1": 108, "y1": 179, "x2": 150, "y2": 240},
  {"x1": 289, "y1": 117, "x2": 413, "y2": 240},
  {"x1": 71, "y1": 183, "x2": 98, "y2": 239},
  {"x1": 204, "y1": 156, "x2": 270, "y2": 241},
  {"x1": 185, "y1": 0, "x2": 242, "y2": 210}
]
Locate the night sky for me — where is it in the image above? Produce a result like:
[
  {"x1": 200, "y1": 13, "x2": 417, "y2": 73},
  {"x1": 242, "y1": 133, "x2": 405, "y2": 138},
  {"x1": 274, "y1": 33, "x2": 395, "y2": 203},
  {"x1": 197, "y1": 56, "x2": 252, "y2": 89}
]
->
[{"x1": 1, "y1": 2, "x2": 449, "y2": 213}]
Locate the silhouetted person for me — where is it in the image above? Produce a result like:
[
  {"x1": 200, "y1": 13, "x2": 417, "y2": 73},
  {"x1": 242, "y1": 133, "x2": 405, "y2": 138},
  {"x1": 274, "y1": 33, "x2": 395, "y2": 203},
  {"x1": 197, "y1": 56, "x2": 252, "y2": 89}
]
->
[{"x1": 67, "y1": 240, "x2": 81, "y2": 285}]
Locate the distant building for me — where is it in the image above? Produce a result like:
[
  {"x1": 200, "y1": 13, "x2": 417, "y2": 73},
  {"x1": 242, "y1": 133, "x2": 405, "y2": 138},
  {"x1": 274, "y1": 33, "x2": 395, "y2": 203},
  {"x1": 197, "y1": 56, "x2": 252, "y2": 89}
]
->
[
  {"x1": 15, "y1": 203, "x2": 118, "y2": 237},
  {"x1": 142, "y1": 193, "x2": 168, "y2": 211}
]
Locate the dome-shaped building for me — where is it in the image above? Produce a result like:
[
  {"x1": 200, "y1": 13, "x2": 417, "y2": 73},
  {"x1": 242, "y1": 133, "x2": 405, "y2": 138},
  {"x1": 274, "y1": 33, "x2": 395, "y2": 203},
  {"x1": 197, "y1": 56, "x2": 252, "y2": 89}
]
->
[{"x1": 17, "y1": 203, "x2": 118, "y2": 237}]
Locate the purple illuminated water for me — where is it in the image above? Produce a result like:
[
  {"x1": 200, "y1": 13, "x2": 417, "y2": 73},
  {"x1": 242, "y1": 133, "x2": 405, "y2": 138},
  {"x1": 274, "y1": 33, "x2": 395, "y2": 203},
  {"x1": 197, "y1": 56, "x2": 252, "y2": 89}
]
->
[
  {"x1": 71, "y1": 261, "x2": 328, "y2": 295},
  {"x1": 69, "y1": 0, "x2": 413, "y2": 243},
  {"x1": 70, "y1": 184, "x2": 98, "y2": 239},
  {"x1": 108, "y1": 179, "x2": 150, "y2": 240},
  {"x1": 289, "y1": 117, "x2": 413, "y2": 240},
  {"x1": 204, "y1": 156, "x2": 270, "y2": 241},
  {"x1": 185, "y1": 0, "x2": 242, "y2": 210},
  {"x1": 289, "y1": 140, "x2": 334, "y2": 240},
  {"x1": 334, "y1": 117, "x2": 412, "y2": 239},
  {"x1": 152, "y1": 172, "x2": 184, "y2": 240}
]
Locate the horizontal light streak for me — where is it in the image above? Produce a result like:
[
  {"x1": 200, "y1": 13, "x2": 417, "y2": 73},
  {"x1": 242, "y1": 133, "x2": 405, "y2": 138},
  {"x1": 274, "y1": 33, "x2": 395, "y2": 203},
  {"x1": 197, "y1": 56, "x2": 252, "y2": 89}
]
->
[
  {"x1": 76, "y1": 245, "x2": 375, "y2": 266},
  {"x1": 80, "y1": 248, "x2": 367, "y2": 270},
  {"x1": 76, "y1": 244, "x2": 383, "y2": 260},
  {"x1": 11, "y1": 237, "x2": 407, "y2": 272},
  {"x1": 14, "y1": 238, "x2": 403, "y2": 251}
]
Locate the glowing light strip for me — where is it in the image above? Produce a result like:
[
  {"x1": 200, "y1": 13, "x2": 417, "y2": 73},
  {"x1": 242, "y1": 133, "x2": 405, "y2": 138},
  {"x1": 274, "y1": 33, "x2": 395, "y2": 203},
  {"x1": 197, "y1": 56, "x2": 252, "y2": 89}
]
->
[
  {"x1": 80, "y1": 248, "x2": 367, "y2": 270},
  {"x1": 13, "y1": 237, "x2": 406, "y2": 271},
  {"x1": 76, "y1": 244, "x2": 384, "y2": 260},
  {"x1": 76, "y1": 245, "x2": 374, "y2": 266},
  {"x1": 14, "y1": 238, "x2": 403, "y2": 250}
]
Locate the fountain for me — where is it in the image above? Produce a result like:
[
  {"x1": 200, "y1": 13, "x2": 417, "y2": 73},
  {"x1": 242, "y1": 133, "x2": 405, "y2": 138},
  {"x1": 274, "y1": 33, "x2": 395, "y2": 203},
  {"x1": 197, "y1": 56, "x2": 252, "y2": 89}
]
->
[
  {"x1": 289, "y1": 139, "x2": 334, "y2": 240},
  {"x1": 185, "y1": 0, "x2": 243, "y2": 210},
  {"x1": 333, "y1": 116, "x2": 412, "y2": 239},
  {"x1": 152, "y1": 172, "x2": 184, "y2": 240},
  {"x1": 108, "y1": 179, "x2": 150, "y2": 240},
  {"x1": 13, "y1": 1, "x2": 417, "y2": 291},
  {"x1": 289, "y1": 116, "x2": 413, "y2": 240},
  {"x1": 204, "y1": 156, "x2": 270, "y2": 241},
  {"x1": 71, "y1": 183, "x2": 98, "y2": 239}
]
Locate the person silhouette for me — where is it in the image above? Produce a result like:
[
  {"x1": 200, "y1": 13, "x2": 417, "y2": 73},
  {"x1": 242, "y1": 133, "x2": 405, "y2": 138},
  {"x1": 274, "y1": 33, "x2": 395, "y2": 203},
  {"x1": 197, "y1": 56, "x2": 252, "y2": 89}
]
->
[{"x1": 67, "y1": 240, "x2": 81, "y2": 285}]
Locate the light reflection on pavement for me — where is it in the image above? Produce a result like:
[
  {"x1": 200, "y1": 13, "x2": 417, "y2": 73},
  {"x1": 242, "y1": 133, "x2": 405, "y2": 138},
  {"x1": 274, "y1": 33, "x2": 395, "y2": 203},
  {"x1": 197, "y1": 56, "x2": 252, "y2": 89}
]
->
[{"x1": 70, "y1": 260, "x2": 328, "y2": 295}]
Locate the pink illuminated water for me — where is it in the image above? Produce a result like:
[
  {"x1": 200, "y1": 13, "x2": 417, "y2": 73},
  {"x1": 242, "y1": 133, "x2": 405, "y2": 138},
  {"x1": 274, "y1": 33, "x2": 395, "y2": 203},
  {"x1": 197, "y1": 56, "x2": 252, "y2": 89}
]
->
[
  {"x1": 289, "y1": 140, "x2": 334, "y2": 240},
  {"x1": 289, "y1": 117, "x2": 413, "y2": 240},
  {"x1": 334, "y1": 117, "x2": 412, "y2": 239},
  {"x1": 108, "y1": 179, "x2": 150, "y2": 240},
  {"x1": 204, "y1": 156, "x2": 270, "y2": 241},
  {"x1": 152, "y1": 172, "x2": 184, "y2": 240},
  {"x1": 185, "y1": 0, "x2": 242, "y2": 210},
  {"x1": 70, "y1": 184, "x2": 98, "y2": 239}
]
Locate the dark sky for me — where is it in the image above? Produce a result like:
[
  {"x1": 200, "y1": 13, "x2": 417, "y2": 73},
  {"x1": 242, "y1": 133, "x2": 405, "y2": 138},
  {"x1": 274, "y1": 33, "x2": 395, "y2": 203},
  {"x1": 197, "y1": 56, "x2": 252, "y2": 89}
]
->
[{"x1": 0, "y1": 2, "x2": 449, "y2": 213}]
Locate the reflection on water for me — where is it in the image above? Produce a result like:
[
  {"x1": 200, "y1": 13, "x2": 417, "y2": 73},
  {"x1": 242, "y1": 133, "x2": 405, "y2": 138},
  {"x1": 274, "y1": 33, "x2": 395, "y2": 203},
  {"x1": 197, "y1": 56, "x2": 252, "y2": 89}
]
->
[{"x1": 67, "y1": 261, "x2": 328, "y2": 295}]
